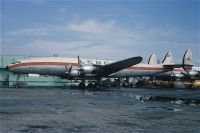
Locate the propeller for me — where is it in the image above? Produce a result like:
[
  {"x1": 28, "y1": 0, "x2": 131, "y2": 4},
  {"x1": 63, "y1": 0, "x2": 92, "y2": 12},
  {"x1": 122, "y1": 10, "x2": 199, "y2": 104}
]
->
[{"x1": 65, "y1": 65, "x2": 72, "y2": 74}]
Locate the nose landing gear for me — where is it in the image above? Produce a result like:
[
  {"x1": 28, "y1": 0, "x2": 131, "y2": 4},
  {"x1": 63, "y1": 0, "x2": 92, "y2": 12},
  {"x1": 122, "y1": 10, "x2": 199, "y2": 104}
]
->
[{"x1": 13, "y1": 74, "x2": 21, "y2": 88}]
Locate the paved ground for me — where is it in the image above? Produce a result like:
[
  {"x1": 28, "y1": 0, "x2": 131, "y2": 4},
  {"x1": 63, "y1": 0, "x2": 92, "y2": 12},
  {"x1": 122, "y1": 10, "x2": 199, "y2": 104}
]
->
[{"x1": 0, "y1": 87, "x2": 200, "y2": 133}]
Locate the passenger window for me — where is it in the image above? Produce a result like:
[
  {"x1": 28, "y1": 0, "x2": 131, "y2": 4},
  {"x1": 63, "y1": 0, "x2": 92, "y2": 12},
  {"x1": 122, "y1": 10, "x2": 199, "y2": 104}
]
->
[
  {"x1": 96, "y1": 61, "x2": 101, "y2": 65},
  {"x1": 87, "y1": 60, "x2": 93, "y2": 64},
  {"x1": 104, "y1": 61, "x2": 109, "y2": 65}
]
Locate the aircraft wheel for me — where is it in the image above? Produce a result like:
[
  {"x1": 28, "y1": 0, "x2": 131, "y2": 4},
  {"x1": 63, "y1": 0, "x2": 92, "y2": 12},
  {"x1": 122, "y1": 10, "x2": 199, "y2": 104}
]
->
[
  {"x1": 78, "y1": 82, "x2": 85, "y2": 89},
  {"x1": 87, "y1": 83, "x2": 94, "y2": 88},
  {"x1": 94, "y1": 82, "x2": 102, "y2": 89},
  {"x1": 13, "y1": 83, "x2": 20, "y2": 88}
]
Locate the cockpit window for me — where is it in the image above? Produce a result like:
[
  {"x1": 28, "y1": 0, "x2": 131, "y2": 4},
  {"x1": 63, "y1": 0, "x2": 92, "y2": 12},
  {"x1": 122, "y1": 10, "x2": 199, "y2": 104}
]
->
[{"x1": 15, "y1": 60, "x2": 21, "y2": 64}]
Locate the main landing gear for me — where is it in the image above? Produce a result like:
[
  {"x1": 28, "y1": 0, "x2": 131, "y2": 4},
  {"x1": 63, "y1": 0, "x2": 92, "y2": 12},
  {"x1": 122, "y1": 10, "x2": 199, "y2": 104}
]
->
[
  {"x1": 78, "y1": 81, "x2": 85, "y2": 89},
  {"x1": 87, "y1": 82, "x2": 102, "y2": 89},
  {"x1": 78, "y1": 79, "x2": 102, "y2": 90},
  {"x1": 13, "y1": 74, "x2": 21, "y2": 88}
]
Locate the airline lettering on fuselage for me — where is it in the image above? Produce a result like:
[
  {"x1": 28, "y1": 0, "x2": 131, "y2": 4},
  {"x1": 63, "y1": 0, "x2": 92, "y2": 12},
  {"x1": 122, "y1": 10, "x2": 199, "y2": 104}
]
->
[{"x1": 80, "y1": 60, "x2": 111, "y2": 65}]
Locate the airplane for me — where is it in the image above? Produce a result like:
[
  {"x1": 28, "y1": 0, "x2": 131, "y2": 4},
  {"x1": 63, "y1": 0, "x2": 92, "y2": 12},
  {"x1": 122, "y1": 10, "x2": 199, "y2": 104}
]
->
[
  {"x1": 181, "y1": 49, "x2": 199, "y2": 79},
  {"x1": 189, "y1": 67, "x2": 200, "y2": 78},
  {"x1": 6, "y1": 56, "x2": 142, "y2": 88},
  {"x1": 153, "y1": 49, "x2": 196, "y2": 80},
  {"x1": 182, "y1": 66, "x2": 200, "y2": 80},
  {"x1": 109, "y1": 51, "x2": 176, "y2": 78},
  {"x1": 6, "y1": 50, "x2": 185, "y2": 88}
]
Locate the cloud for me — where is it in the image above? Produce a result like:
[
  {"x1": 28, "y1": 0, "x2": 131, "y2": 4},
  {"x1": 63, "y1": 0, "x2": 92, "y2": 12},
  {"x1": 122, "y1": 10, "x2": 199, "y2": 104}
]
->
[
  {"x1": 3, "y1": 19, "x2": 199, "y2": 64},
  {"x1": 23, "y1": 39, "x2": 92, "y2": 56},
  {"x1": 8, "y1": 27, "x2": 53, "y2": 36},
  {"x1": 68, "y1": 19, "x2": 115, "y2": 35},
  {"x1": 17, "y1": 19, "x2": 141, "y2": 58},
  {"x1": 6, "y1": 20, "x2": 107, "y2": 37}
]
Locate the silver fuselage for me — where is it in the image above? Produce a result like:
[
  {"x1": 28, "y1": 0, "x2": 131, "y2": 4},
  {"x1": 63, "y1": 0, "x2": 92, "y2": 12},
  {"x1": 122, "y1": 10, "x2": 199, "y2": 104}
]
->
[{"x1": 7, "y1": 57, "x2": 166, "y2": 78}]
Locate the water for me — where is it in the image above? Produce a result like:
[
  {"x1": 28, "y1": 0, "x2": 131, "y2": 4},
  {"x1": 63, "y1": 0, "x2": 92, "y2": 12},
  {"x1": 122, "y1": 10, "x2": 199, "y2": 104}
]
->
[{"x1": 0, "y1": 87, "x2": 200, "y2": 133}]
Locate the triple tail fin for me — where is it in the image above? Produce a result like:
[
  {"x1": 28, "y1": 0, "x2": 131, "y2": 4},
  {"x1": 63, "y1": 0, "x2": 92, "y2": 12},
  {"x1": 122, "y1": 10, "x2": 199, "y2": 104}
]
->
[
  {"x1": 162, "y1": 51, "x2": 177, "y2": 71},
  {"x1": 182, "y1": 49, "x2": 193, "y2": 72},
  {"x1": 162, "y1": 52, "x2": 173, "y2": 64},
  {"x1": 148, "y1": 54, "x2": 157, "y2": 65},
  {"x1": 163, "y1": 49, "x2": 193, "y2": 71}
]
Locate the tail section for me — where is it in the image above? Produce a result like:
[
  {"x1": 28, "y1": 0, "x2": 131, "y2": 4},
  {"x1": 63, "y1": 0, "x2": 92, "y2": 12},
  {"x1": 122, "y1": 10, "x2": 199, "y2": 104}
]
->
[
  {"x1": 182, "y1": 49, "x2": 193, "y2": 72},
  {"x1": 183, "y1": 49, "x2": 192, "y2": 66},
  {"x1": 162, "y1": 49, "x2": 193, "y2": 72},
  {"x1": 162, "y1": 52, "x2": 173, "y2": 64},
  {"x1": 148, "y1": 54, "x2": 157, "y2": 65}
]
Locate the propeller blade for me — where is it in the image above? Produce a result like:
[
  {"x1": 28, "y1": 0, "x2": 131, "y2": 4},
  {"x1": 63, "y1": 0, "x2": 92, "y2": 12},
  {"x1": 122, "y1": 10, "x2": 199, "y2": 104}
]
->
[
  {"x1": 65, "y1": 65, "x2": 72, "y2": 74},
  {"x1": 68, "y1": 66, "x2": 72, "y2": 73}
]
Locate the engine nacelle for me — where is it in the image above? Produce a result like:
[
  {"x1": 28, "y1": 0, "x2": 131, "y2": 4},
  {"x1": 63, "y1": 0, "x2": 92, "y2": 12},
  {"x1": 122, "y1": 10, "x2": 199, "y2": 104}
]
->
[
  {"x1": 62, "y1": 65, "x2": 101, "y2": 79},
  {"x1": 61, "y1": 68, "x2": 80, "y2": 79},
  {"x1": 81, "y1": 65, "x2": 101, "y2": 75},
  {"x1": 173, "y1": 73, "x2": 184, "y2": 79},
  {"x1": 188, "y1": 71, "x2": 198, "y2": 77},
  {"x1": 69, "y1": 69, "x2": 80, "y2": 77}
]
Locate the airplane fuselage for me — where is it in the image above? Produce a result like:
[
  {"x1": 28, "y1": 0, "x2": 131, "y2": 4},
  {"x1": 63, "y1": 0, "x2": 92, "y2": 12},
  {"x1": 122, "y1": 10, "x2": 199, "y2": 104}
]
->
[{"x1": 7, "y1": 57, "x2": 167, "y2": 79}]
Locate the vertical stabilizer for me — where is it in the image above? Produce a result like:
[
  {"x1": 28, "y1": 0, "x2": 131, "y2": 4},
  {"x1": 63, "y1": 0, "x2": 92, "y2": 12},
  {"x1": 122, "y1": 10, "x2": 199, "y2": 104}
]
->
[
  {"x1": 148, "y1": 54, "x2": 157, "y2": 65},
  {"x1": 182, "y1": 49, "x2": 193, "y2": 72},
  {"x1": 183, "y1": 49, "x2": 192, "y2": 65},
  {"x1": 162, "y1": 52, "x2": 173, "y2": 64}
]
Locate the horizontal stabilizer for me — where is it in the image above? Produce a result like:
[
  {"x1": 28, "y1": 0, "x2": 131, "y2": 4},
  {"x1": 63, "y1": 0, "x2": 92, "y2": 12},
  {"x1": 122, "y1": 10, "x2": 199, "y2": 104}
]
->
[
  {"x1": 101, "y1": 56, "x2": 142, "y2": 76},
  {"x1": 163, "y1": 64, "x2": 182, "y2": 70},
  {"x1": 163, "y1": 49, "x2": 193, "y2": 71}
]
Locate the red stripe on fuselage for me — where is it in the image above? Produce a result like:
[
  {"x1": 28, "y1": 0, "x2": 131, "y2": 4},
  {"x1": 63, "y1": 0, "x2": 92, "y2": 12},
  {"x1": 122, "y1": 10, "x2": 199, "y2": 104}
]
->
[
  {"x1": 9, "y1": 62, "x2": 79, "y2": 70},
  {"x1": 9, "y1": 62, "x2": 164, "y2": 71}
]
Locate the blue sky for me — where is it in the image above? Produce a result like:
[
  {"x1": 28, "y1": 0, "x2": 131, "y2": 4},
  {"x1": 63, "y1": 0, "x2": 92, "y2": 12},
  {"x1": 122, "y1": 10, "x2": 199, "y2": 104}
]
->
[{"x1": 1, "y1": 0, "x2": 199, "y2": 65}]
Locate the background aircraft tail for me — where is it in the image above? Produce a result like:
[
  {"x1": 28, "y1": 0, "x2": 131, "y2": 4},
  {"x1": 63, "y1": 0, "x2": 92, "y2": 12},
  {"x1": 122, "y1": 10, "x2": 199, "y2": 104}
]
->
[
  {"x1": 148, "y1": 54, "x2": 157, "y2": 65},
  {"x1": 182, "y1": 49, "x2": 193, "y2": 72},
  {"x1": 162, "y1": 52, "x2": 173, "y2": 64},
  {"x1": 162, "y1": 49, "x2": 193, "y2": 72}
]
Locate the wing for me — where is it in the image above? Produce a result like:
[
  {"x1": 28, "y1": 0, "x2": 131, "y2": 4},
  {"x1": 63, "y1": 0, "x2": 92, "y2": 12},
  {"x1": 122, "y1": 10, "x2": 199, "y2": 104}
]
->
[{"x1": 100, "y1": 56, "x2": 142, "y2": 76}]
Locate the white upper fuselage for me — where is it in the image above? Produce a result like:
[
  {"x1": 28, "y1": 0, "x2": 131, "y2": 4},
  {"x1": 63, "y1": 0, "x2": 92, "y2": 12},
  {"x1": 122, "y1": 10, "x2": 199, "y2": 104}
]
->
[{"x1": 7, "y1": 57, "x2": 167, "y2": 78}]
